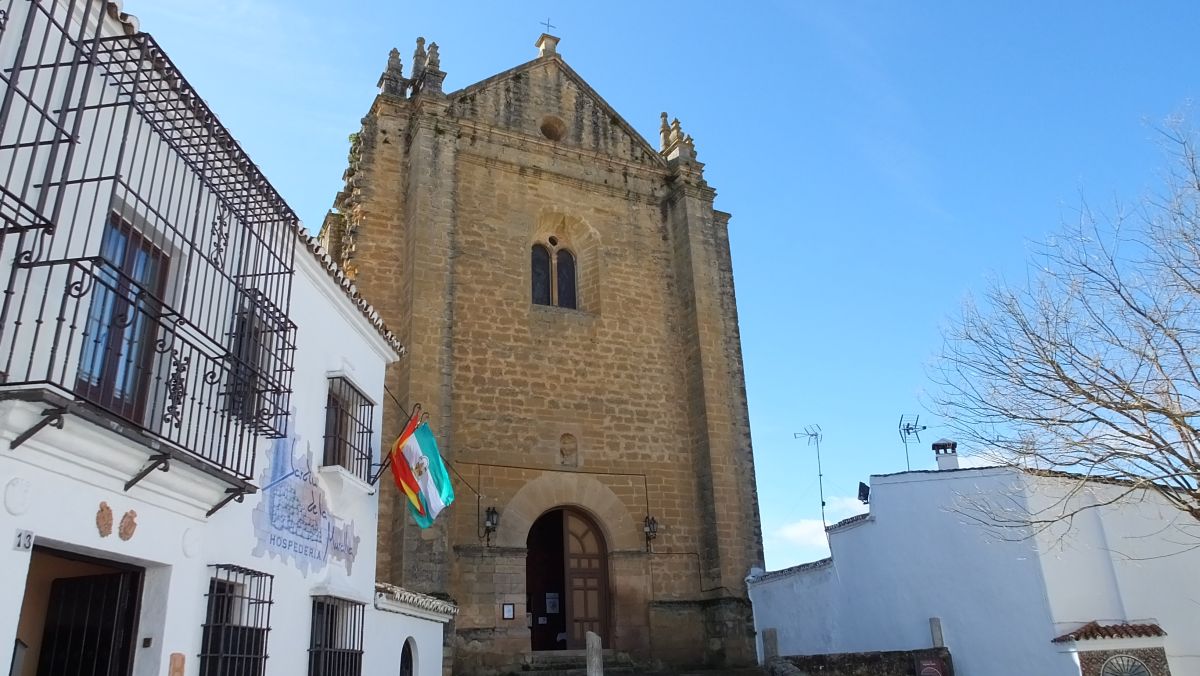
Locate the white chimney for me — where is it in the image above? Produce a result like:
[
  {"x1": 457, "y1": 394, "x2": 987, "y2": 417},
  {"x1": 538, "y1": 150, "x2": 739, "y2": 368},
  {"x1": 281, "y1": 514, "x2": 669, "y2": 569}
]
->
[{"x1": 932, "y1": 438, "x2": 959, "y2": 470}]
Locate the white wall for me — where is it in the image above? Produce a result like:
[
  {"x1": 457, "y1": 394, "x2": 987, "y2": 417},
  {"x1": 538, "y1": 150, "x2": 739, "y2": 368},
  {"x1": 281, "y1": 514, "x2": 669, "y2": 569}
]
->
[
  {"x1": 0, "y1": 245, "x2": 448, "y2": 676},
  {"x1": 750, "y1": 468, "x2": 1079, "y2": 676},
  {"x1": 369, "y1": 603, "x2": 451, "y2": 676},
  {"x1": 0, "y1": 3, "x2": 451, "y2": 674},
  {"x1": 1028, "y1": 475, "x2": 1200, "y2": 675}
]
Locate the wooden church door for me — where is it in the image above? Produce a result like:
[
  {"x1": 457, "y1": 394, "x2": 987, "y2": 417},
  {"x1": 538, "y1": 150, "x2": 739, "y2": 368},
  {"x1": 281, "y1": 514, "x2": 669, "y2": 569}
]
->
[{"x1": 563, "y1": 510, "x2": 608, "y2": 648}]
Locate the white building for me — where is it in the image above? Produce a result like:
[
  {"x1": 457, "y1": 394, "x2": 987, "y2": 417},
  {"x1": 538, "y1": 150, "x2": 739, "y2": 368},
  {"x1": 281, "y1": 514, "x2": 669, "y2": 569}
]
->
[
  {"x1": 0, "y1": 2, "x2": 453, "y2": 675},
  {"x1": 749, "y1": 442, "x2": 1199, "y2": 676}
]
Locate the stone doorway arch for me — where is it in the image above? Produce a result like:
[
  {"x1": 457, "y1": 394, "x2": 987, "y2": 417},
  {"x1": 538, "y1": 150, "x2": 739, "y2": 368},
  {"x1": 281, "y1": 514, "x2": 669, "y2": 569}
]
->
[
  {"x1": 494, "y1": 472, "x2": 639, "y2": 552},
  {"x1": 526, "y1": 507, "x2": 610, "y2": 651}
]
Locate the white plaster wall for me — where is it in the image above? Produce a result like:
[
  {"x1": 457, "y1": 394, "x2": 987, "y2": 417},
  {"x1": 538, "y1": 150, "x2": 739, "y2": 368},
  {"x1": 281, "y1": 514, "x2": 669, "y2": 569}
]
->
[
  {"x1": 751, "y1": 468, "x2": 1080, "y2": 676},
  {"x1": 367, "y1": 607, "x2": 448, "y2": 676},
  {"x1": 748, "y1": 561, "x2": 834, "y2": 663},
  {"x1": 0, "y1": 250, "x2": 443, "y2": 676},
  {"x1": 0, "y1": 4, "x2": 451, "y2": 674},
  {"x1": 1030, "y1": 475, "x2": 1200, "y2": 675}
]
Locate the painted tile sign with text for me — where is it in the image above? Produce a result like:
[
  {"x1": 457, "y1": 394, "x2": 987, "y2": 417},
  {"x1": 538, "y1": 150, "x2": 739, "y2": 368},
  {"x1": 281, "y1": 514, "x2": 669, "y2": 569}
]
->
[{"x1": 252, "y1": 421, "x2": 360, "y2": 575}]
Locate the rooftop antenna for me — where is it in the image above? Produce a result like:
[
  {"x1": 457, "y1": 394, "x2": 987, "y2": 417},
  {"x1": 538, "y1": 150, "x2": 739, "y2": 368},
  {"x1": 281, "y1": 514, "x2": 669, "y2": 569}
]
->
[
  {"x1": 898, "y1": 414, "x2": 926, "y2": 471},
  {"x1": 795, "y1": 425, "x2": 826, "y2": 534}
]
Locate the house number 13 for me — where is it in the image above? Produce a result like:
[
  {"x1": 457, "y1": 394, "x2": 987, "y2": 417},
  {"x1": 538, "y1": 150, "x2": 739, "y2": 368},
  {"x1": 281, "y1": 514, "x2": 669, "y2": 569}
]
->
[{"x1": 13, "y1": 529, "x2": 33, "y2": 551}]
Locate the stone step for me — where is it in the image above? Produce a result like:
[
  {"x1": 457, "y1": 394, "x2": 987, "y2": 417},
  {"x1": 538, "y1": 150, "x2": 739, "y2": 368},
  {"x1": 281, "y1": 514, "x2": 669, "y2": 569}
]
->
[
  {"x1": 520, "y1": 651, "x2": 764, "y2": 676},
  {"x1": 523, "y1": 667, "x2": 765, "y2": 676},
  {"x1": 525, "y1": 649, "x2": 635, "y2": 671}
]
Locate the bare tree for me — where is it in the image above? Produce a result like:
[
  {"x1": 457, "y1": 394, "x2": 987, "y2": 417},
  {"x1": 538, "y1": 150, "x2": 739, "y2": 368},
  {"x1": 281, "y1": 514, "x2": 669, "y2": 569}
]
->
[{"x1": 934, "y1": 123, "x2": 1200, "y2": 528}]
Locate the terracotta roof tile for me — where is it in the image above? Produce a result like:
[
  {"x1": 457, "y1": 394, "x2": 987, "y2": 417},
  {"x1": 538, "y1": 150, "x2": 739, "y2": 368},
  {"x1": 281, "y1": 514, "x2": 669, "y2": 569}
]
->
[
  {"x1": 1051, "y1": 621, "x2": 1166, "y2": 643},
  {"x1": 300, "y1": 235, "x2": 405, "y2": 356}
]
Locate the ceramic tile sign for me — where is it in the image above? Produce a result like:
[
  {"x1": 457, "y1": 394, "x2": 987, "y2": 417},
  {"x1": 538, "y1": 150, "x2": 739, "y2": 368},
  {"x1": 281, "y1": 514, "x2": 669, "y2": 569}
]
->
[{"x1": 252, "y1": 420, "x2": 360, "y2": 575}]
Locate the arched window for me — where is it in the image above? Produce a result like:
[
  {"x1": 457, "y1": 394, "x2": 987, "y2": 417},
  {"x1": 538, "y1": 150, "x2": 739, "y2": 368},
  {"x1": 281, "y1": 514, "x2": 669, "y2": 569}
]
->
[
  {"x1": 531, "y1": 241, "x2": 580, "y2": 309},
  {"x1": 399, "y1": 639, "x2": 415, "y2": 676},
  {"x1": 1100, "y1": 655, "x2": 1151, "y2": 676},
  {"x1": 556, "y1": 250, "x2": 577, "y2": 309},
  {"x1": 531, "y1": 244, "x2": 551, "y2": 306}
]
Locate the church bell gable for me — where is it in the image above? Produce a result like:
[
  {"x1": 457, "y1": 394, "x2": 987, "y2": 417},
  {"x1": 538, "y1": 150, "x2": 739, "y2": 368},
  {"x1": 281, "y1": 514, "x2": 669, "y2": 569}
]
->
[{"x1": 447, "y1": 37, "x2": 666, "y2": 166}]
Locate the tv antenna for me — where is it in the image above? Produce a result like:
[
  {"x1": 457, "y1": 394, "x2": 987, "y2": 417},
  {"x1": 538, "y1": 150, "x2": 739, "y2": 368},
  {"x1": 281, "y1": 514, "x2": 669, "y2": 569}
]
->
[
  {"x1": 898, "y1": 414, "x2": 926, "y2": 471},
  {"x1": 795, "y1": 425, "x2": 826, "y2": 534}
]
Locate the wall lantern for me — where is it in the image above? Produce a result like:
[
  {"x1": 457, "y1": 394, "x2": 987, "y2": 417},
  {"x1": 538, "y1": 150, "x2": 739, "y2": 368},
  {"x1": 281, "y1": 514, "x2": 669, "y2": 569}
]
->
[
  {"x1": 484, "y1": 506, "x2": 500, "y2": 545},
  {"x1": 643, "y1": 515, "x2": 658, "y2": 551}
]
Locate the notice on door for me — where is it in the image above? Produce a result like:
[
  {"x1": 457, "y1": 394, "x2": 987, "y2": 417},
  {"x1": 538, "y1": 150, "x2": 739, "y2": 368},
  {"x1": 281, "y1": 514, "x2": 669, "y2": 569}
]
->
[{"x1": 545, "y1": 592, "x2": 559, "y2": 614}]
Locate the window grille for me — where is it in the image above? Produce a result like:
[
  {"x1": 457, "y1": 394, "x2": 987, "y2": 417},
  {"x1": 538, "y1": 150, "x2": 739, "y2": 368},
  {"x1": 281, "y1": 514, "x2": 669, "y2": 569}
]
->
[
  {"x1": 308, "y1": 596, "x2": 365, "y2": 676},
  {"x1": 323, "y1": 377, "x2": 374, "y2": 482},
  {"x1": 0, "y1": 0, "x2": 299, "y2": 481},
  {"x1": 199, "y1": 565, "x2": 274, "y2": 676},
  {"x1": 227, "y1": 290, "x2": 291, "y2": 434}
]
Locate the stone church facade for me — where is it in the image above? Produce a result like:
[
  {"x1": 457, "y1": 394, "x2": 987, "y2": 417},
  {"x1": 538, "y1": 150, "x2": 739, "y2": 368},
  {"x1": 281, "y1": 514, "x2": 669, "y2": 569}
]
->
[{"x1": 320, "y1": 34, "x2": 763, "y2": 674}]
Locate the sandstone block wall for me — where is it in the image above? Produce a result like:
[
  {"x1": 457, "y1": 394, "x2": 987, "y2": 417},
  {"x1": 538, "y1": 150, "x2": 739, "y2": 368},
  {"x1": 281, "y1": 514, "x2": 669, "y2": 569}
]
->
[{"x1": 322, "y1": 38, "x2": 763, "y2": 674}]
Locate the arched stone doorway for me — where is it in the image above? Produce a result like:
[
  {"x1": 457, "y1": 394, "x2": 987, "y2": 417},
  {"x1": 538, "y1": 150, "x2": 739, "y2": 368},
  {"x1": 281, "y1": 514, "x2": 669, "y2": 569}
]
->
[{"x1": 526, "y1": 507, "x2": 610, "y2": 651}]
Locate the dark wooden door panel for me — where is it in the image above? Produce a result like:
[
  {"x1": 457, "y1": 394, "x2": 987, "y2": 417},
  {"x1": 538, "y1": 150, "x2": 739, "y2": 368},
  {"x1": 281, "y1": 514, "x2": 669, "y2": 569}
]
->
[
  {"x1": 36, "y1": 571, "x2": 140, "y2": 676},
  {"x1": 563, "y1": 511, "x2": 608, "y2": 649}
]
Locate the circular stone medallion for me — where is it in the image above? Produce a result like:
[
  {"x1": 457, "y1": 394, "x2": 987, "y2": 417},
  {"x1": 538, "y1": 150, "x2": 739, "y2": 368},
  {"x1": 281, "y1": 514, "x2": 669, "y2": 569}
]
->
[{"x1": 4, "y1": 478, "x2": 31, "y2": 516}]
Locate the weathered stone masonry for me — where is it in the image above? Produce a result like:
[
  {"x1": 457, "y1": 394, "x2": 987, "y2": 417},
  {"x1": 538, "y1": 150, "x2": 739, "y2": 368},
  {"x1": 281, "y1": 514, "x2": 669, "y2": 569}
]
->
[{"x1": 321, "y1": 34, "x2": 764, "y2": 674}]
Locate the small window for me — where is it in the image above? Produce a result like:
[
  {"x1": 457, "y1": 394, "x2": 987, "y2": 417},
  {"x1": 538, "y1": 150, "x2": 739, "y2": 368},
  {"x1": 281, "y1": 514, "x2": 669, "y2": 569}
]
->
[
  {"x1": 531, "y1": 244, "x2": 552, "y2": 306},
  {"x1": 77, "y1": 214, "x2": 168, "y2": 422},
  {"x1": 323, "y1": 377, "x2": 374, "y2": 482},
  {"x1": 308, "y1": 596, "x2": 365, "y2": 676},
  {"x1": 556, "y1": 249, "x2": 576, "y2": 309},
  {"x1": 1100, "y1": 655, "x2": 1151, "y2": 676},
  {"x1": 399, "y1": 640, "x2": 415, "y2": 676},
  {"x1": 227, "y1": 302, "x2": 268, "y2": 427},
  {"x1": 199, "y1": 564, "x2": 274, "y2": 676},
  {"x1": 531, "y1": 240, "x2": 578, "y2": 309},
  {"x1": 539, "y1": 115, "x2": 567, "y2": 142}
]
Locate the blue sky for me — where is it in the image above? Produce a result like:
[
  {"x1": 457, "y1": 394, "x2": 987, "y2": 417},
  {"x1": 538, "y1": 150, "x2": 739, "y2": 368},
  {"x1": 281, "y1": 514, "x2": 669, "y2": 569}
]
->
[{"x1": 129, "y1": 1, "x2": 1200, "y2": 569}]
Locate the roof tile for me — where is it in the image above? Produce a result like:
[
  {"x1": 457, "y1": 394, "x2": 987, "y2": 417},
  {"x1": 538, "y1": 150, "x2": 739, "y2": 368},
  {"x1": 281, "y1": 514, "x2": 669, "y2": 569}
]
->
[{"x1": 1051, "y1": 621, "x2": 1166, "y2": 643}]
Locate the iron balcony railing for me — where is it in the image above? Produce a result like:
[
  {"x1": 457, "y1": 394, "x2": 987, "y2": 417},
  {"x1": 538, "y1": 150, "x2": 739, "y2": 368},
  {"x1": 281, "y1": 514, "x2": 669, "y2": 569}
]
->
[
  {"x1": 0, "y1": 0, "x2": 299, "y2": 487},
  {"x1": 1, "y1": 257, "x2": 291, "y2": 479}
]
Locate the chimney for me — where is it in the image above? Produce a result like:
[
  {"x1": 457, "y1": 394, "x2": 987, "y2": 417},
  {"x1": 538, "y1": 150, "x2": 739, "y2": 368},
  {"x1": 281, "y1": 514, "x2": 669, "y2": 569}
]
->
[{"x1": 932, "y1": 438, "x2": 959, "y2": 470}]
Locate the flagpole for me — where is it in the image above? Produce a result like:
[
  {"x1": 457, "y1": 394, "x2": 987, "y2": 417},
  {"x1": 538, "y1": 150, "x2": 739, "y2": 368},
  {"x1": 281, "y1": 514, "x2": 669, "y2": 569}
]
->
[{"x1": 367, "y1": 402, "x2": 422, "y2": 486}]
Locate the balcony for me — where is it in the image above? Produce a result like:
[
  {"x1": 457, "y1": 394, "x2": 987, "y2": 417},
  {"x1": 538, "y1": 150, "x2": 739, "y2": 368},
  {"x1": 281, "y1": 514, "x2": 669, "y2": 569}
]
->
[{"x1": 0, "y1": 0, "x2": 298, "y2": 504}]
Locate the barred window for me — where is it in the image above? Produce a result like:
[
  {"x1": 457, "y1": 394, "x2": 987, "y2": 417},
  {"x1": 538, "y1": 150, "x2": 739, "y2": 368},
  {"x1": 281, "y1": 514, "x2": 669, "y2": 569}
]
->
[
  {"x1": 308, "y1": 596, "x2": 365, "y2": 676},
  {"x1": 227, "y1": 306, "x2": 267, "y2": 426},
  {"x1": 323, "y1": 377, "x2": 374, "y2": 482},
  {"x1": 199, "y1": 565, "x2": 274, "y2": 676}
]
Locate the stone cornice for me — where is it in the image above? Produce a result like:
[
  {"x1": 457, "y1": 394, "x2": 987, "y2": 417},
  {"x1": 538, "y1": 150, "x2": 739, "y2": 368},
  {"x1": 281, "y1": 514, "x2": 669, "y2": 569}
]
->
[
  {"x1": 665, "y1": 179, "x2": 718, "y2": 205},
  {"x1": 455, "y1": 119, "x2": 669, "y2": 176},
  {"x1": 374, "y1": 582, "x2": 458, "y2": 623},
  {"x1": 459, "y1": 153, "x2": 663, "y2": 206}
]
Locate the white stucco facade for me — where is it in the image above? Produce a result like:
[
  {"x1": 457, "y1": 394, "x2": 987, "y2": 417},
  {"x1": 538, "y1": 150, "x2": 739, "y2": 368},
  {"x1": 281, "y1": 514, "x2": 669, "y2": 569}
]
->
[
  {"x1": 1, "y1": 243, "x2": 455, "y2": 676},
  {"x1": 748, "y1": 462, "x2": 1199, "y2": 676},
  {"x1": 0, "y1": 2, "x2": 454, "y2": 674}
]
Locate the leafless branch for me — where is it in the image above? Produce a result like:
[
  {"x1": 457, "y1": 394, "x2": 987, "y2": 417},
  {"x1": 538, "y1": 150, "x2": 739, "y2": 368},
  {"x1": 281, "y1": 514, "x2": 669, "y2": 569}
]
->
[{"x1": 932, "y1": 121, "x2": 1200, "y2": 544}]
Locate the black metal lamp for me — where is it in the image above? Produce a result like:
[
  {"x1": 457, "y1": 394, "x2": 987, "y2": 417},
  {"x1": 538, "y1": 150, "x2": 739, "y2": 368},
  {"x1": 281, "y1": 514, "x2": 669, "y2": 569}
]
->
[
  {"x1": 643, "y1": 515, "x2": 658, "y2": 551},
  {"x1": 484, "y1": 506, "x2": 500, "y2": 544}
]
